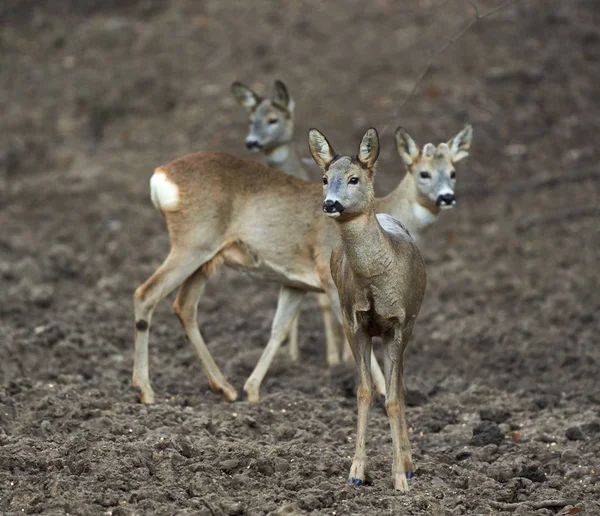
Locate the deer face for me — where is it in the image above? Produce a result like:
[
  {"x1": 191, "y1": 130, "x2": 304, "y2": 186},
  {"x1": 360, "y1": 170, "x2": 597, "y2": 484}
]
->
[
  {"x1": 309, "y1": 128, "x2": 379, "y2": 221},
  {"x1": 395, "y1": 125, "x2": 473, "y2": 210},
  {"x1": 231, "y1": 80, "x2": 295, "y2": 153}
]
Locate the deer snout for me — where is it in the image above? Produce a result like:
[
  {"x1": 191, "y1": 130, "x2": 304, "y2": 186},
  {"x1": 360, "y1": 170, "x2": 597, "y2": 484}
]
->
[
  {"x1": 436, "y1": 193, "x2": 456, "y2": 208},
  {"x1": 245, "y1": 139, "x2": 261, "y2": 151},
  {"x1": 323, "y1": 199, "x2": 345, "y2": 217}
]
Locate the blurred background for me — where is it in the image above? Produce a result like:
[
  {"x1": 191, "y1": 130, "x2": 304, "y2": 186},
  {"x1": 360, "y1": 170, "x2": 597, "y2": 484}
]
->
[{"x1": 1, "y1": 0, "x2": 599, "y2": 514}]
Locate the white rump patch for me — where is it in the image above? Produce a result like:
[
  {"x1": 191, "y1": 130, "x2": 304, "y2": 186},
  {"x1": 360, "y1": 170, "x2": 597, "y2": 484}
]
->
[{"x1": 150, "y1": 171, "x2": 180, "y2": 211}]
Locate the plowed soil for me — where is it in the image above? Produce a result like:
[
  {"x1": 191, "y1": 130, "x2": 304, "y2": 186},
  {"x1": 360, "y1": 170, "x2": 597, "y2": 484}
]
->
[{"x1": 1, "y1": 0, "x2": 599, "y2": 514}]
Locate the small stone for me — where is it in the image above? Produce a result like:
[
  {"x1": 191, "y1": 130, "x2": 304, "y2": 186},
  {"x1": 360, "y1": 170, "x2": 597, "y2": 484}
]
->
[
  {"x1": 220, "y1": 458, "x2": 240, "y2": 473},
  {"x1": 455, "y1": 449, "x2": 471, "y2": 461},
  {"x1": 565, "y1": 426, "x2": 586, "y2": 441},
  {"x1": 471, "y1": 421, "x2": 504, "y2": 446},
  {"x1": 256, "y1": 459, "x2": 275, "y2": 476},
  {"x1": 243, "y1": 415, "x2": 257, "y2": 428},
  {"x1": 538, "y1": 433, "x2": 557, "y2": 443},
  {"x1": 479, "y1": 407, "x2": 511, "y2": 424},
  {"x1": 273, "y1": 457, "x2": 290, "y2": 474},
  {"x1": 221, "y1": 501, "x2": 244, "y2": 516},
  {"x1": 30, "y1": 284, "x2": 55, "y2": 308},
  {"x1": 560, "y1": 449, "x2": 581, "y2": 464}
]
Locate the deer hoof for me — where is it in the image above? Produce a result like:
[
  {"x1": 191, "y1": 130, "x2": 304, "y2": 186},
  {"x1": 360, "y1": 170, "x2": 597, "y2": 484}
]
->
[
  {"x1": 242, "y1": 388, "x2": 260, "y2": 403},
  {"x1": 393, "y1": 474, "x2": 409, "y2": 492},
  {"x1": 133, "y1": 382, "x2": 155, "y2": 404}
]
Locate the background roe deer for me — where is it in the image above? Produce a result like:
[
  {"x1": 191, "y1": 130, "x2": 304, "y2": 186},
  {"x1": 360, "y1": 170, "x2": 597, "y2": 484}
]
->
[{"x1": 231, "y1": 80, "x2": 339, "y2": 366}]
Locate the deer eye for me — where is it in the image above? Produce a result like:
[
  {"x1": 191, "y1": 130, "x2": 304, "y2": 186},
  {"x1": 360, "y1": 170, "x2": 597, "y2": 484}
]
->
[
  {"x1": 450, "y1": 171, "x2": 456, "y2": 179},
  {"x1": 420, "y1": 171, "x2": 431, "y2": 179},
  {"x1": 322, "y1": 177, "x2": 328, "y2": 185},
  {"x1": 349, "y1": 177, "x2": 359, "y2": 185},
  {"x1": 268, "y1": 118, "x2": 278, "y2": 125}
]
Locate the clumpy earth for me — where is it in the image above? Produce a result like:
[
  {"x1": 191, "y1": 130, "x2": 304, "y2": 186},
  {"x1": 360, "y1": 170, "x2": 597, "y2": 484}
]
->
[{"x1": 1, "y1": 0, "x2": 599, "y2": 514}]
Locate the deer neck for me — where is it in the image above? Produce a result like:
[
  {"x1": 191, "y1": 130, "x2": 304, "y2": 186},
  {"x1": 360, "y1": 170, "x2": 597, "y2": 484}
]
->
[
  {"x1": 264, "y1": 143, "x2": 310, "y2": 180},
  {"x1": 376, "y1": 170, "x2": 440, "y2": 238},
  {"x1": 336, "y1": 207, "x2": 391, "y2": 279}
]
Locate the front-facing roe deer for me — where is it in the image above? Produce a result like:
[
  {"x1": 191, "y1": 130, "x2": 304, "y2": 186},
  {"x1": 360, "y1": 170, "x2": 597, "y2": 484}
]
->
[
  {"x1": 231, "y1": 80, "x2": 338, "y2": 365},
  {"x1": 310, "y1": 127, "x2": 427, "y2": 492}
]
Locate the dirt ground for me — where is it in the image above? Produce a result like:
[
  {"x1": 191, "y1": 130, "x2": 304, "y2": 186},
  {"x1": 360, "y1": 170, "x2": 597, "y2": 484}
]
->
[{"x1": 1, "y1": 0, "x2": 599, "y2": 514}]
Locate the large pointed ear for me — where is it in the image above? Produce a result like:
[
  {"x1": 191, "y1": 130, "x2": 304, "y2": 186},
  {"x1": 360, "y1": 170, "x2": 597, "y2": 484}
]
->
[
  {"x1": 357, "y1": 128, "x2": 380, "y2": 169},
  {"x1": 448, "y1": 124, "x2": 473, "y2": 162},
  {"x1": 394, "y1": 126, "x2": 420, "y2": 166},
  {"x1": 273, "y1": 80, "x2": 295, "y2": 112},
  {"x1": 308, "y1": 128, "x2": 337, "y2": 169},
  {"x1": 231, "y1": 81, "x2": 261, "y2": 113}
]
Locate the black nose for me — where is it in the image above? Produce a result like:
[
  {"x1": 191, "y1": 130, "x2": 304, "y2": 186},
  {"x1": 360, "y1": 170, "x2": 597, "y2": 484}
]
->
[
  {"x1": 437, "y1": 193, "x2": 455, "y2": 206},
  {"x1": 323, "y1": 200, "x2": 345, "y2": 213},
  {"x1": 246, "y1": 140, "x2": 260, "y2": 150}
]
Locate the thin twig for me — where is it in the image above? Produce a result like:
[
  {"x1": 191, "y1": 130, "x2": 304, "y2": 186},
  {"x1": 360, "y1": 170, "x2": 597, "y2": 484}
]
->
[{"x1": 380, "y1": 0, "x2": 518, "y2": 136}]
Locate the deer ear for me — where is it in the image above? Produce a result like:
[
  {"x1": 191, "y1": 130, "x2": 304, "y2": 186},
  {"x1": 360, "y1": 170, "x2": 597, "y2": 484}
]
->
[
  {"x1": 448, "y1": 124, "x2": 473, "y2": 162},
  {"x1": 273, "y1": 80, "x2": 295, "y2": 112},
  {"x1": 358, "y1": 128, "x2": 380, "y2": 169},
  {"x1": 231, "y1": 81, "x2": 261, "y2": 113},
  {"x1": 394, "y1": 127, "x2": 420, "y2": 166},
  {"x1": 308, "y1": 129, "x2": 337, "y2": 169}
]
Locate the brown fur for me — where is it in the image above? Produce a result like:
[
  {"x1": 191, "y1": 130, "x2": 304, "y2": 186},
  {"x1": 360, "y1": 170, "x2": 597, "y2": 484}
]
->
[
  {"x1": 133, "y1": 151, "x2": 349, "y2": 404},
  {"x1": 311, "y1": 127, "x2": 427, "y2": 492}
]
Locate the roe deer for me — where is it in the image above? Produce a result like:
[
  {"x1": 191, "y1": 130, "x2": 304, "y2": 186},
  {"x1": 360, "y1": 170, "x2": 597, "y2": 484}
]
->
[
  {"x1": 231, "y1": 80, "x2": 338, "y2": 365},
  {"x1": 134, "y1": 150, "x2": 350, "y2": 404},
  {"x1": 310, "y1": 127, "x2": 427, "y2": 492},
  {"x1": 377, "y1": 124, "x2": 473, "y2": 242}
]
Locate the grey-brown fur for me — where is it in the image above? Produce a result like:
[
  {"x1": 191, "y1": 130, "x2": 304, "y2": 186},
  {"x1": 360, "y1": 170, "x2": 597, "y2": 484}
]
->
[{"x1": 310, "y1": 127, "x2": 427, "y2": 492}]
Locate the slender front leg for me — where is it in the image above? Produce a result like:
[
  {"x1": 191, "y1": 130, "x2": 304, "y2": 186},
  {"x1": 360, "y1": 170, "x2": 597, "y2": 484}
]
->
[
  {"x1": 288, "y1": 314, "x2": 300, "y2": 361},
  {"x1": 243, "y1": 286, "x2": 306, "y2": 402},
  {"x1": 327, "y1": 285, "x2": 385, "y2": 394},
  {"x1": 344, "y1": 323, "x2": 374, "y2": 486},
  {"x1": 317, "y1": 294, "x2": 341, "y2": 366},
  {"x1": 382, "y1": 328, "x2": 413, "y2": 492}
]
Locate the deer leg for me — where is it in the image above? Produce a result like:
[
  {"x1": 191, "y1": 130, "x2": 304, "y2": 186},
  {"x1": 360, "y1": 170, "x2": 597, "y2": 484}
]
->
[
  {"x1": 342, "y1": 339, "x2": 354, "y2": 363},
  {"x1": 326, "y1": 284, "x2": 385, "y2": 395},
  {"x1": 243, "y1": 286, "x2": 306, "y2": 402},
  {"x1": 345, "y1": 324, "x2": 373, "y2": 487},
  {"x1": 288, "y1": 313, "x2": 300, "y2": 361},
  {"x1": 132, "y1": 249, "x2": 207, "y2": 404},
  {"x1": 173, "y1": 267, "x2": 238, "y2": 402},
  {"x1": 317, "y1": 294, "x2": 340, "y2": 366},
  {"x1": 382, "y1": 328, "x2": 413, "y2": 492}
]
